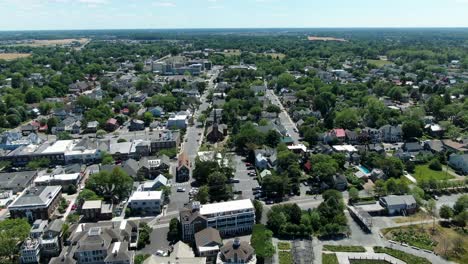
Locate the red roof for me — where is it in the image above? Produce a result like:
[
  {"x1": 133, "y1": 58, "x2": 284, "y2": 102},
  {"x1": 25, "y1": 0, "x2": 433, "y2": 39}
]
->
[
  {"x1": 333, "y1": 128, "x2": 346, "y2": 138},
  {"x1": 107, "y1": 118, "x2": 118, "y2": 125},
  {"x1": 121, "y1": 108, "x2": 129, "y2": 114},
  {"x1": 39, "y1": 124, "x2": 48, "y2": 131},
  {"x1": 304, "y1": 160, "x2": 312, "y2": 171}
]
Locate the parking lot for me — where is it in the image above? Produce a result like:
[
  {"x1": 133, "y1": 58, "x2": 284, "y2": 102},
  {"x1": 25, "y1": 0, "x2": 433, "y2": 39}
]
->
[{"x1": 232, "y1": 155, "x2": 260, "y2": 199}]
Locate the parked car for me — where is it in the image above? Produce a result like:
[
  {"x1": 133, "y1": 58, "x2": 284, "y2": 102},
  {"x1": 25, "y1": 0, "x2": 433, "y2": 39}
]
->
[
  {"x1": 245, "y1": 162, "x2": 252, "y2": 166},
  {"x1": 252, "y1": 187, "x2": 262, "y2": 191},
  {"x1": 177, "y1": 187, "x2": 186, "y2": 192}
]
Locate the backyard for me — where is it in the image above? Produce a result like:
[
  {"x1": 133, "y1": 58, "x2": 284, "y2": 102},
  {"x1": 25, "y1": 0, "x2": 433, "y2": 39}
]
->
[{"x1": 414, "y1": 164, "x2": 453, "y2": 181}]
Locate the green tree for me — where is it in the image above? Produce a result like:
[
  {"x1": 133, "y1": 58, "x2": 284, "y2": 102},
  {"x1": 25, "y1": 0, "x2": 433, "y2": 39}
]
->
[
  {"x1": 134, "y1": 254, "x2": 150, "y2": 264},
  {"x1": 0, "y1": 218, "x2": 30, "y2": 262},
  {"x1": 253, "y1": 200, "x2": 263, "y2": 223},
  {"x1": 58, "y1": 132, "x2": 73, "y2": 140},
  {"x1": 251, "y1": 224, "x2": 275, "y2": 260},
  {"x1": 265, "y1": 130, "x2": 281, "y2": 148},
  {"x1": 402, "y1": 120, "x2": 423, "y2": 139},
  {"x1": 86, "y1": 167, "x2": 133, "y2": 202},
  {"x1": 11, "y1": 73, "x2": 23, "y2": 89},
  {"x1": 26, "y1": 158, "x2": 50, "y2": 170},
  {"x1": 101, "y1": 151, "x2": 115, "y2": 165},
  {"x1": 439, "y1": 205, "x2": 454, "y2": 222},
  {"x1": 453, "y1": 194, "x2": 468, "y2": 215},
  {"x1": 76, "y1": 188, "x2": 101, "y2": 206},
  {"x1": 134, "y1": 63, "x2": 144, "y2": 72},
  {"x1": 142, "y1": 112, "x2": 154, "y2": 126},
  {"x1": 195, "y1": 185, "x2": 210, "y2": 204},
  {"x1": 429, "y1": 159, "x2": 442, "y2": 171},
  {"x1": 207, "y1": 171, "x2": 231, "y2": 202},
  {"x1": 349, "y1": 187, "x2": 359, "y2": 203},
  {"x1": 167, "y1": 218, "x2": 181, "y2": 244}
]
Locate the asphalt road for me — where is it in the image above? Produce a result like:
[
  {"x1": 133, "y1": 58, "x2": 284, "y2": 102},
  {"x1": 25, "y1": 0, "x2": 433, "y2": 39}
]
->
[{"x1": 265, "y1": 89, "x2": 300, "y2": 144}]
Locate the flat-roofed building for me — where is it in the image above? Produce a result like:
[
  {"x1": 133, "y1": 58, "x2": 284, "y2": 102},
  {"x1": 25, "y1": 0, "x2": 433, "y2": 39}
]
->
[
  {"x1": 0, "y1": 170, "x2": 37, "y2": 193},
  {"x1": 8, "y1": 185, "x2": 62, "y2": 222},
  {"x1": 34, "y1": 173, "x2": 82, "y2": 188},
  {"x1": 180, "y1": 199, "x2": 255, "y2": 242},
  {"x1": 127, "y1": 190, "x2": 164, "y2": 216},
  {"x1": 81, "y1": 200, "x2": 113, "y2": 221}
]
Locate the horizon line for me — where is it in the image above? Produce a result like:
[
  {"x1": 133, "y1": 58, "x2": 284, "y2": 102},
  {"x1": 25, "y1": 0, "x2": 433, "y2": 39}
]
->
[{"x1": 1, "y1": 26, "x2": 468, "y2": 33}]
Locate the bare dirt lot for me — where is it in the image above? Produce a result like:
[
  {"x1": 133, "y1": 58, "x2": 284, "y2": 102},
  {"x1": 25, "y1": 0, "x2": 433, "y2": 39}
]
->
[{"x1": 0, "y1": 53, "x2": 31, "y2": 60}]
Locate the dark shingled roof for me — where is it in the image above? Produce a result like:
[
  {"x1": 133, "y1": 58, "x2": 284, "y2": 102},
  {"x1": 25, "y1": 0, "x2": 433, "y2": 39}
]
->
[{"x1": 195, "y1": 227, "x2": 222, "y2": 248}]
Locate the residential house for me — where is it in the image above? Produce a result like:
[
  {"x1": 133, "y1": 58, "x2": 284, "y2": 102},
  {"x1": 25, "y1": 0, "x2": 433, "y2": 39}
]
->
[
  {"x1": 425, "y1": 124, "x2": 445, "y2": 138},
  {"x1": 345, "y1": 130, "x2": 358, "y2": 145},
  {"x1": 40, "y1": 219, "x2": 64, "y2": 258},
  {"x1": 129, "y1": 119, "x2": 145, "y2": 131},
  {"x1": 332, "y1": 174, "x2": 348, "y2": 191},
  {"x1": 20, "y1": 238, "x2": 41, "y2": 263},
  {"x1": 0, "y1": 132, "x2": 41, "y2": 150},
  {"x1": 149, "y1": 106, "x2": 164, "y2": 117},
  {"x1": 84, "y1": 121, "x2": 99, "y2": 134},
  {"x1": 442, "y1": 140, "x2": 468, "y2": 154},
  {"x1": 105, "y1": 118, "x2": 119, "y2": 132},
  {"x1": 81, "y1": 200, "x2": 113, "y2": 221},
  {"x1": 380, "y1": 125, "x2": 402, "y2": 143},
  {"x1": 56, "y1": 220, "x2": 138, "y2": 264},
  {"x1": 141, "y1": 175, "x2": 169, "y2": 191},
  {"x1": 424, "y1": 140, "x2": 444, "y2": 153},
  {"x1": 379, "y1": 195, "x2": 417, "y2": 215},
  {"x1": 324, "y1": 128, "x2": 346, "y2": 143},
  {"x1": 361, "y1": 127, "x2": 382, "y2": 143},
  {"x1": 21, "y1": 124, "x2": 38, "y2": 136},
  {"x1": 8, "y1": 186, "x2": 62, "y2": 222},
  {"x1": 254, "y1": 148, "x2": 277, "y2": 170},
  {"x1": 176, "y1": 152, "x2": 190, "y2": 182},
  {"x1": 139, "y1": 156, "x2": 170, "y2": 179},
  {"x1": 448, "y1": 154, "x2": 468, "y2": 175},
  {"x1": 195, "y1": 227, "x2": 223, "y2": 264}
]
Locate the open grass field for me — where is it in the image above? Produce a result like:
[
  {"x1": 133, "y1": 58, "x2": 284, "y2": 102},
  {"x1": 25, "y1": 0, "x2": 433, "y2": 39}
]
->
[
  {"x1": 414, "y1": 164, "x2": 454, "y2": 181},
  {"x1": 221, "y1": 49, "x2": 242, "y2": 56},
  {"x1": 323, "y1": 245, "x2": 366, "y2": 252},
  {"x1": 279, "y1": 251, "x2": 293, "y2": 264},
  {"x1": 0, "y1": 53, "x2": 31, "y2": 60},
  {"x1": 277, "y1": 241, "x2": 291, "y2": 250},
  {"x1": 374, "y1": 247, "x2": 431, "y2": 264},
  {"x1": 382, "y1": 223, "x2": 468, "y2": 263},
  {"x1": 10, "y1": 38, "x2": 89, "y2": 47},
  {"x1": 322, "y1": 253, "x2": 339, "y2": 264},
  {"x1": 367, "y1": 59, "x2": 394, "y2": 67}
]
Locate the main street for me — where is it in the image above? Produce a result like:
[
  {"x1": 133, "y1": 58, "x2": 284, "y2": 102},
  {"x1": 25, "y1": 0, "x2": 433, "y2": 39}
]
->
[
  {"x1": 152, "y1": 66, "x2": 222, "y2": 224},
  {"x1": 265, "y1": 89, "x2": 300, "y2": 144}
]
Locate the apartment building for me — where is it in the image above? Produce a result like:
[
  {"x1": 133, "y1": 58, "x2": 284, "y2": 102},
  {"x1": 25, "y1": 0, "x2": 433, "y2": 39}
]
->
[
  {"x1": 127, "y1": 190, "x2": 164, "y2": 216},
  {"x1": 180, "y1": 199, "x2": 255, "y2": 242}
]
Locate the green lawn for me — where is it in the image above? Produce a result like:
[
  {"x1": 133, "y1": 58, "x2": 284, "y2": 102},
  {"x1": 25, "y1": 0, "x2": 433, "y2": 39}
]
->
[
  {"x1": 373, "y1": 247, "x2": 431, "y2": 264},
  {"x1": 279, "y1": 251, "x2": 293, "y2": 264},
  {"x1": 322, "y1": 253, "x2": 339, "y2": 264},
  {"x1": 250, "y1": 224, "x2": 275, "y2": 259},
  {"x1": 414, "y1": 164, "x2": 454, "y2": 181},
  {"x1": 367, "y1": 59, "x2": 394, "y2": 67},
  {"x1": 277, "y1": 242, "x2": 291, "y2": 250},
  {"x1": 323, "y1": 245, "x2": 366, "y2": 252}
]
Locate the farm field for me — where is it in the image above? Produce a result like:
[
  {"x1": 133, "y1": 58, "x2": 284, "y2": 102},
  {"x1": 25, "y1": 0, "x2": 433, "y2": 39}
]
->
[
  {"x1": 0, "y1": 53, "x2": 31, "y2": 60},
  {"x1": 367, "y1": 59, "x2": 394, "y2": 67},
  {"x1": 9, "y1": 38, "x2": 89, "y2": 47}
]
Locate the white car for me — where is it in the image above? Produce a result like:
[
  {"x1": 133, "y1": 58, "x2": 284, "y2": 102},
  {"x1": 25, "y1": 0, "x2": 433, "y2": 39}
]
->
[{"x1": 177, "y1": 187, "x2": 186, "y2": 192}]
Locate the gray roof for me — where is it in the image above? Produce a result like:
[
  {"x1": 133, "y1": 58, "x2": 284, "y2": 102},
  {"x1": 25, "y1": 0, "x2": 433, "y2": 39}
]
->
[
  {"x1": 9, "y1": 185, "x2": 61, "y2": 208},
  {"x1": 381, "y1": 195, "x2": 416, "y2": 206},
  {"x1": 195, "y1": 227, "x2": 222, "y2": 248},
  {"x1": 0, "y1": 170, "x2": 37, "y2": 192}
]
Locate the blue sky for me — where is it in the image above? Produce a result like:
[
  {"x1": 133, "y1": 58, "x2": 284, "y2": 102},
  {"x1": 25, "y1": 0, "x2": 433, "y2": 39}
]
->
[{"x1": 0, "y1": 0, "x2": 467, "y2": 30}]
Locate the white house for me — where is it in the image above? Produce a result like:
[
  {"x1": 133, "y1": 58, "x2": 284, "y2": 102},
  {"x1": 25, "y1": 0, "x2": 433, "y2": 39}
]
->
[{"x1": 127, "y1": 191, "x2": 164, "y2": 215}]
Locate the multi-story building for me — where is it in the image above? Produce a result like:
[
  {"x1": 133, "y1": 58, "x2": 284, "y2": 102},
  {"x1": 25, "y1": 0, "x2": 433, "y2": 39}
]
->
[
  {"x1": 20, "y1": 238, "x2": 41, "y2": 263},
  {"x1": 8, "y1": 186, "x2": 62, "y2": 222},
  {"x1": 51, "y1": 221, "x2": 138, "y2": 264},
  {"x1": 176, "y1": 152, "x2": 190, "y2": 182},
  {"x1": 127, "y1": 191, "x2": 164, "y2": 216},
  {"x1": 180, "y1": 200, "x2": 255, "y2": 242},
  {"x1": 34, "y1": 173, "x2": 82, "y2": 189}
]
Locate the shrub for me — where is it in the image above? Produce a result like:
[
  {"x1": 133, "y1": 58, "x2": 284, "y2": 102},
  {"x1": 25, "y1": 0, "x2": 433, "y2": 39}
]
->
[{"x1": 428, "y1": 159, "x2": 442, "y2": 171}]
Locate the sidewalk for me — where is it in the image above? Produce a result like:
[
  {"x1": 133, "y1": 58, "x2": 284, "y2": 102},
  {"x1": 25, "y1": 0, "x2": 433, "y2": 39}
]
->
[{"x1": 334, "y1": 252, "x2": 405, "y2": 264}]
